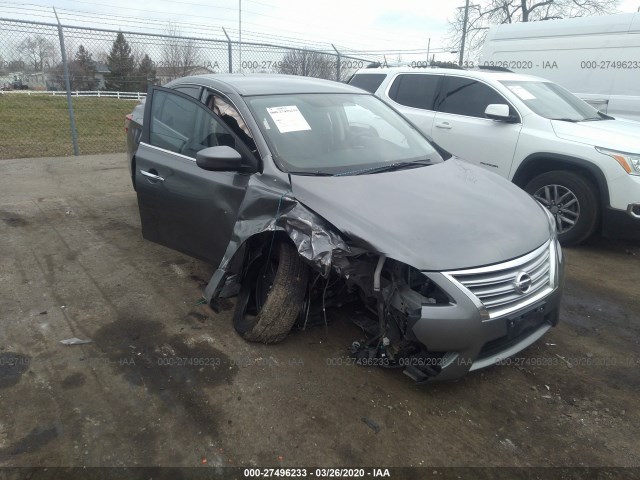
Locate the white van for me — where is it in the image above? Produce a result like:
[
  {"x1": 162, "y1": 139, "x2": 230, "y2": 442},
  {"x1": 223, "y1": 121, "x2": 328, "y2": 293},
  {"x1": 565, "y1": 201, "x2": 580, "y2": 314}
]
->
[{"x1": 480, "y1": 13, "x2": 640, "y2": 121}]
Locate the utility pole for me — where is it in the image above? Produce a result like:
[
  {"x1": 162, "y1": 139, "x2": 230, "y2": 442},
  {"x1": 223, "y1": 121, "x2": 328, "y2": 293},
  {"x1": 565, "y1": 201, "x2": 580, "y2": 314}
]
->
[
  {"x1": 459, "y1": 0, "x2": 470, "y2": 66},
  {"x1": 239, "y1": 0, "x2": 242, "y2": 72},
  {"x1": 426, "y1": 37, "x2": 430, "y2": 65}
]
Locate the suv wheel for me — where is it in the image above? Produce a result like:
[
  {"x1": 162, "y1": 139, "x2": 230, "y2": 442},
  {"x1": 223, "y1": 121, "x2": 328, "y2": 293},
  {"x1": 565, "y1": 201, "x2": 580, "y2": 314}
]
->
[
  {"x1": 233, "y1": 241, "x2": 309, "y2": 343},
  {"x1": 525, "y1": 170, "x2": 599, "y2": 246}
]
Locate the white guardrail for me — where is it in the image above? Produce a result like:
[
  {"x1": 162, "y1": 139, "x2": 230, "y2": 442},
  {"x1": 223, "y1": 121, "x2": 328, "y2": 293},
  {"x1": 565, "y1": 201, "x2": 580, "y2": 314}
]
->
[{"x1": 0, "y1": 90, "x2": 146, "y2": 100}]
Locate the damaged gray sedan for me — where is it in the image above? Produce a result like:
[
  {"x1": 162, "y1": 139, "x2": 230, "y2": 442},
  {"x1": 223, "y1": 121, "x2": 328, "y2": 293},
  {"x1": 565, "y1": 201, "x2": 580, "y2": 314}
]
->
[{"x1": 125, "y1": 74, "x2": 564, "y2": 382}]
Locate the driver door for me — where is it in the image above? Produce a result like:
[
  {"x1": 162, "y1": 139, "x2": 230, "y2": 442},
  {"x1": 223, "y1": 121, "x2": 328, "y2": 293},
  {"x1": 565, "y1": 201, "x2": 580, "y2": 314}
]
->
[{"x1": 135, "y1": 86, "x2": 254, "y2": 266}]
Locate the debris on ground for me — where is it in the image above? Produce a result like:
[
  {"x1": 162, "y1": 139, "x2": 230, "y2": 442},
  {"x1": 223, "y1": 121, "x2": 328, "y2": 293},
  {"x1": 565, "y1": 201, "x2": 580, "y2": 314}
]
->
[
  {"x1": 556, "y1": 354, "x2": 573, "y2": 368},
  {"x1": 60, "y1": 338, "x2": 93, "y2": 345},
  {"x1": 361, "y1": 417, "x2": 380, "y2": 433},
  {"x1": 500, "y1": 438, "x2": 517, "y2": 451}
]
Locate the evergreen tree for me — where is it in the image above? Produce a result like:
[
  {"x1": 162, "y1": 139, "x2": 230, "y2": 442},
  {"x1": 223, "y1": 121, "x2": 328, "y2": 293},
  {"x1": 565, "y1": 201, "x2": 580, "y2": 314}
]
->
[
  {"x1": 135, "y1": 54, "x2": 157, "y2": 92},
  {"x1": 105, "y1": 32, "x2": 135, "y2": 91},
  {"x1": 74, "y1": 45, "x2": 98, "y2": 91}
]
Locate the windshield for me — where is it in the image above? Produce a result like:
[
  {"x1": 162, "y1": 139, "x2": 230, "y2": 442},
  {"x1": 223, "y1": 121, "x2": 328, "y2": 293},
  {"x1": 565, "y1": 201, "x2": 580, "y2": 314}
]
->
[
  {"x1": 245, "y1": 93, "x2": 442, "y2": 175},
  {"x1": 500, "y1": 80, "x2": 601, "y2": 122}
]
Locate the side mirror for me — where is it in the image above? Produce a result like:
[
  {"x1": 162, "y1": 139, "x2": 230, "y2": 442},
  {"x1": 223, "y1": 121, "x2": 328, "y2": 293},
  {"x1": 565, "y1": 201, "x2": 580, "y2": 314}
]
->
[
  {"x1": 484, "y1": 104, "x2": 518, "y2": 123},
  {"x1": 196, "y1": 146, "x2": 256, "y2": 173}
]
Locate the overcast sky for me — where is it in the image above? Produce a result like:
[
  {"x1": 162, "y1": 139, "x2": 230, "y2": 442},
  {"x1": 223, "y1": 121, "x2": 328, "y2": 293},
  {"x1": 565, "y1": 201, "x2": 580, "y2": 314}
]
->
[{"x1": 1, "y1": 0, "x2": 639, "y2": 61}]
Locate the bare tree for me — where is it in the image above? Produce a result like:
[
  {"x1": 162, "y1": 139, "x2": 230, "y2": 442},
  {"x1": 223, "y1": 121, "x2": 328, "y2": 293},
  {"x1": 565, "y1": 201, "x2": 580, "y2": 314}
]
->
[
  {"x1": 278, "y1": 49, "x2": 338, "y2": 80},
  {"x1": 5, "y1": 59, "x2": 26, "y2": 72},
  {"x1": 19, "y1": 35, "x2": 56, "y2": 71},
  {"x1": 448, "y1": 0, "x2": 620, "y2": 60},
  {"x1": 161, "y1": 23, "x2": 201, "y2": 80}
]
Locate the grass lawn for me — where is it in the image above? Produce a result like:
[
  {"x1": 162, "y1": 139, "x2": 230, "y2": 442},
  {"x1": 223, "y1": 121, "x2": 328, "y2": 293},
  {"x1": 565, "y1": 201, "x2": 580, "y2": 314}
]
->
[{"x1": 0, "y1": 94, "x2": 139, "y2": 159}]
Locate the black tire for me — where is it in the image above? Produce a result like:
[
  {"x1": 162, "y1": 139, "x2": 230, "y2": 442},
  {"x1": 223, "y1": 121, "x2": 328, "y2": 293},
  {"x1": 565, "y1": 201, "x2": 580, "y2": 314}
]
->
[
  {"x1": 233, "y1": 241, "x2": 309, "y2": 343},
  {"x1": 524, "y1": 170, "x2": 599, "y2": 246}
]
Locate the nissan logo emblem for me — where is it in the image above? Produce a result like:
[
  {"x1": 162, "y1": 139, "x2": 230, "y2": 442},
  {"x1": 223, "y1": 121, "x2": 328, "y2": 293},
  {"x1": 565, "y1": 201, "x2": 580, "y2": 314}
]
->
[{"x1": 514, "y1": 271, "x2": 532, "y2": 294}]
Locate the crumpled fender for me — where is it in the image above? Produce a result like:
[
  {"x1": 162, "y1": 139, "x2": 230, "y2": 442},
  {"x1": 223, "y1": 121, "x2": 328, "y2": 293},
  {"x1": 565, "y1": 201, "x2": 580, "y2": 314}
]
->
[{"x1": 203, "y1": 176, "x2": 364, "y2": 304}]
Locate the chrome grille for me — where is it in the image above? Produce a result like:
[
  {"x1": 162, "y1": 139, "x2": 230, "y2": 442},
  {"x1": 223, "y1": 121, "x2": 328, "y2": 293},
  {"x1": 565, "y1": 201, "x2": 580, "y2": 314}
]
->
[{"x1": 445, "y1": 241, "x2": 555, "y2": 319}]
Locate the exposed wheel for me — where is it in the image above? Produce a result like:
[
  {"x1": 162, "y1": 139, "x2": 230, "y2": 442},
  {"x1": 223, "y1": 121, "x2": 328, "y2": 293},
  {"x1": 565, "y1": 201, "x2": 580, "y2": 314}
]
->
[
  {"x1": 233, "y1": 241, "x2": 309, "y2": 343},
  {"x1": 525, "y1": 170, "x2": 599, "y2": 246}
]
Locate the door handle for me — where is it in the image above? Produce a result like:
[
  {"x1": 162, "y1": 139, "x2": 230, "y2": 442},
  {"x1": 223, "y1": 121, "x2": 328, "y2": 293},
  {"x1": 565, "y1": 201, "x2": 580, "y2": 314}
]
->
[
  {"x1": 435, "y1": 122, "x2": 452, "y2": 129},
  {"x1": 140, "y1": 170, "x2": 165, "y2": 182}
]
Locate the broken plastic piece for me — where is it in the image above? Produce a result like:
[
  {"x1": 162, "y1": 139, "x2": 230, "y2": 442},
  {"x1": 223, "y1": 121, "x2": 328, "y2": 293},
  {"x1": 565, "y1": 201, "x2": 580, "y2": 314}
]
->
[
  {"x1": 60, "y1": 338, "x2": 92, "y2": 345},
  {"x1": 361, "y1": 417, "x2": 380, "y2": 433}
]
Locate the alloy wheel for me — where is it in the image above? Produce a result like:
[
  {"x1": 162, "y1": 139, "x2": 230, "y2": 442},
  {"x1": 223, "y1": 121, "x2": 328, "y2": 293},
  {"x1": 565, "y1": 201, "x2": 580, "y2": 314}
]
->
[{"x1": 533, "y1": 184, "x2": 580, "y2": 234}]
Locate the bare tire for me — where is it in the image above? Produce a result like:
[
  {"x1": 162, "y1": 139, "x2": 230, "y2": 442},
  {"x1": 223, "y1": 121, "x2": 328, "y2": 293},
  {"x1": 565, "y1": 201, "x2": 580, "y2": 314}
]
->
[
  {"x1": 525, "y1": 170, "x2": 599, "y2": 246},
  {"x1": 233, "y1": 241, "x2": 309, "y2": 343}
]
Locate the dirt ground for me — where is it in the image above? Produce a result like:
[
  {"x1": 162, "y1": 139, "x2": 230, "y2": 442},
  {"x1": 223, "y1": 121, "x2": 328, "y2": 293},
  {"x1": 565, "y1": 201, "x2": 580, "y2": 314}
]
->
[{"x1": 0, "y1": 154, "x2": 638, "y2": 471}]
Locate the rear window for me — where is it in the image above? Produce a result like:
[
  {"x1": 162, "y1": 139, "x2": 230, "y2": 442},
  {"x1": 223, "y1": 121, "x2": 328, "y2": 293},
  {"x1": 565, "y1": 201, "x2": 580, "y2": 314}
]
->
[
  {"x1": 348, "y1": 74, "x2": 386, "y2": 93},
  {"x1": 388, "y1": 74, "x2": 440, "y2": 110}
]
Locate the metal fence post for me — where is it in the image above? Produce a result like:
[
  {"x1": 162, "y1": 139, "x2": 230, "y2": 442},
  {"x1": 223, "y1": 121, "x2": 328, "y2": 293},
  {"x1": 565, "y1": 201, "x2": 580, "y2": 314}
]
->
[
  {"x1": 53, "y1": 8, "x2": 79, "y2": 156},
  {"x1": 332, "y1": 44, "x2": 341, "y2": 81},
  {"x1": 223, "y1": 27, "x2": 233, "y2": 73}
]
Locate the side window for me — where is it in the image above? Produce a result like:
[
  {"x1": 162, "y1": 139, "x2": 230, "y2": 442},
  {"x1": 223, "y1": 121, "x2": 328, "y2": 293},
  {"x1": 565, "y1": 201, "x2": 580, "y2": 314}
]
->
[
  {"x1": 173, "y1": 85, "x2": 202, "y2": 99},
  {"x1": 149, "y1": 89, "x2": 246, "y2": 159},
  {"x1": 388, "y1": 74, "x2": 440, "y2": 110},
  {"x1": 204, "y1": 90, "x2": 257, "y2": 152},
  {"x1": 348, "y1": 74, "x2": 386, "y2": 93},
  {"x1": 438, "y1": 77, "x2": 513, "y2": 119}
]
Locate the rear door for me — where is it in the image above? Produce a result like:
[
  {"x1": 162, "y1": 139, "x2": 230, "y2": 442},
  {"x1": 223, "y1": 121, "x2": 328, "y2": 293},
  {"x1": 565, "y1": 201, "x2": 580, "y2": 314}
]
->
[
  {"x1": 135, "y1": 86, "x2": 254, "y2": 265},
  {"x1": 431, "y1": 75, "x2": 522, "y2": 177},
  {"x1": 384, "y1": 73, "x2": 442, "y2": 138}
]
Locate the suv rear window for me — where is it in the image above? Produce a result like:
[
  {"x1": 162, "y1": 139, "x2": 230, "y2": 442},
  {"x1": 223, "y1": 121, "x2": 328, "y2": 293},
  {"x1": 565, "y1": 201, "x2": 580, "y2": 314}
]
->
[
  {"x1": 348, "y1": 74, "x2": 386, "y2": 93},
  {"x1": 388, "y1": 74, "x2": 440, "y2": 111},
  {"x1": 438, "y1": 77, "x2": 507, "y2": 118}
]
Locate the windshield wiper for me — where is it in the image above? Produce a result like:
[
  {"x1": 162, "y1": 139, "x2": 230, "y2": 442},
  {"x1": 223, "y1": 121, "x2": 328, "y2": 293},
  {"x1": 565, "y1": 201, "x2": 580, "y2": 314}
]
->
[
  {"x1": 342, "y1": 159, "x2": 433, "y2": 176},
  {"x1": 288, "y1": 171, "x2": 336, "y2": 176},
  {"x1": 550, "y1": 118, "x2": 580, "y2": 123}
]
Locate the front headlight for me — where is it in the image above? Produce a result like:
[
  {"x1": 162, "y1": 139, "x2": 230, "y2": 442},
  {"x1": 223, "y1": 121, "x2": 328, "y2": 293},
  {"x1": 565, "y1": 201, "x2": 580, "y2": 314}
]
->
[{"x1": 596, "y1": 147, "x2": 640, "y2": 176}]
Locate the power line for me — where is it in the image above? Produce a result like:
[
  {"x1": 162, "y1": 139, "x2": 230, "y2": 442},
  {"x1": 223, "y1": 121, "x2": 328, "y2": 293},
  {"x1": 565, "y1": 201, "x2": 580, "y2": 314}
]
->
[
  {"x1": 0, "y1": 3, "x2": 340, "y2": 49},
  {"x1": 0, "y1": 4, "x2": 446, "y2": 61},
  {"x1": 0, "y1": 1, "x2": 433, "y2": 50}
]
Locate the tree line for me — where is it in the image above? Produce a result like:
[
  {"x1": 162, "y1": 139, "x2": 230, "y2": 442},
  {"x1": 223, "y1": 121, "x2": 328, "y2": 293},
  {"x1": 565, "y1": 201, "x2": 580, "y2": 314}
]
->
[{"x1": 1, "y1": 32, "x2": 158, "y2": 92}]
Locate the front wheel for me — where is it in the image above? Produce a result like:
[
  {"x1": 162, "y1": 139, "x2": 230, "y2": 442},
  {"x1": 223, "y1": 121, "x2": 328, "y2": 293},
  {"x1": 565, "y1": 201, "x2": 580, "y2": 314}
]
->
[
  {"x1": 525, "y1": 170, "x2": 599, "y2": 246},
  {"x1": 233, "y1": 241, "x2": 309, "y2": 343}
]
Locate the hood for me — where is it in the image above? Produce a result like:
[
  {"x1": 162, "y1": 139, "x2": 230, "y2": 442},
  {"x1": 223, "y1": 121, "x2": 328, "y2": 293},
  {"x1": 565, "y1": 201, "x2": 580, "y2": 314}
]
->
[
  {"x1": 552, "y1": 118, "x2": 640, "y2": 153},
  {"x1": 290, "y1": 159, "x2": 550, "y2": 271}
]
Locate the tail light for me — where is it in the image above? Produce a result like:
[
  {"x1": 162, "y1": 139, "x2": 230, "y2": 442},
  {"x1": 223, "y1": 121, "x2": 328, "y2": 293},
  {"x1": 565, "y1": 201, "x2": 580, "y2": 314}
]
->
[{"x1": 124, "y1": 113, "x2": 133, "y2": 133}]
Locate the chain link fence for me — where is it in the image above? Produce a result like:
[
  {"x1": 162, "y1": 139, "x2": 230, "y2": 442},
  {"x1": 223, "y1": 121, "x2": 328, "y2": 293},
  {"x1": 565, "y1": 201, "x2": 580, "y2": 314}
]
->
[{"x1": 0, "y1": 18, "x2": 383, "y2": 159}]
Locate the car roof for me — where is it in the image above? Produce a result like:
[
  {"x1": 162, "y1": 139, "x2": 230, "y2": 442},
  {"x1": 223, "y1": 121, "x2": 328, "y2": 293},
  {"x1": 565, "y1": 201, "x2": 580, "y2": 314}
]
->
[
  {"x1": 166, "y1": 73, "x2": 364, "y2": 96},
  {"x1": 353, "y1": 67, "x2": 547, "y2": 83}
]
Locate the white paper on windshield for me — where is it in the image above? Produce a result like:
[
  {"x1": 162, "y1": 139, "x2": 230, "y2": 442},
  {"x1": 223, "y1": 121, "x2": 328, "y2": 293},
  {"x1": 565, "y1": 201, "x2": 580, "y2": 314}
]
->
[
  {"x1": 508, "y1": 85, "x2": 536, "y2": 101},
  {"x1": 266, "y1": 105, "x2": 311, "y2": 133}
]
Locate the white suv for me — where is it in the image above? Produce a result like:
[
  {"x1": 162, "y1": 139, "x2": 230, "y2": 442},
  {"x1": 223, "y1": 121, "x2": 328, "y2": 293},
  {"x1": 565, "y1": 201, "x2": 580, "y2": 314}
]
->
[{"x1": 349, "y1": 67, "x2": 640, "y2": 245}]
